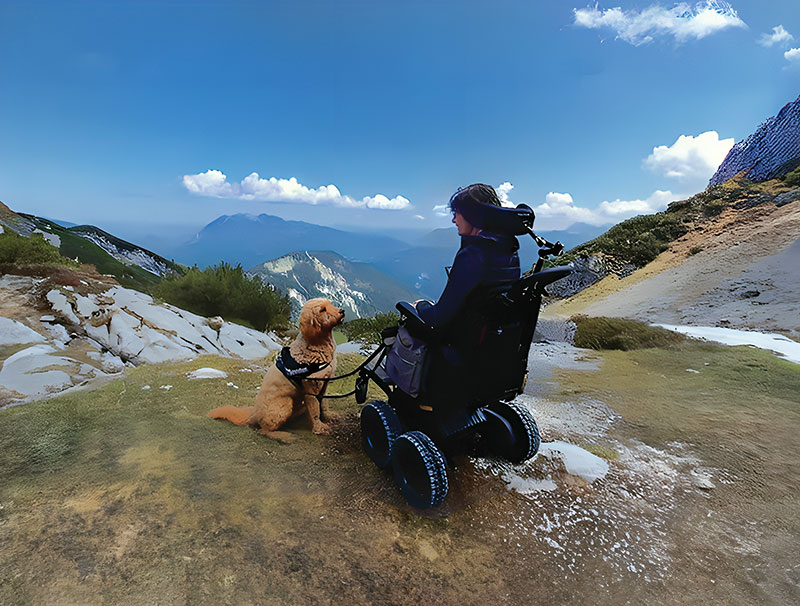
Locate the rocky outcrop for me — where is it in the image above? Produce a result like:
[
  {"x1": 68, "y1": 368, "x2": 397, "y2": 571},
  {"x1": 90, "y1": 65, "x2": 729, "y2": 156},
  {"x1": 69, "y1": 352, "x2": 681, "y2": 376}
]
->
[
  {"x1": 546, "y1": 255, "x2": 637, "y2": 299},
  {"x1": 0, "y1": 276, "x2": 280, "y2": 407},
  {"x1": 709, "y1": 94, "x2": 800, "y2": 186}
]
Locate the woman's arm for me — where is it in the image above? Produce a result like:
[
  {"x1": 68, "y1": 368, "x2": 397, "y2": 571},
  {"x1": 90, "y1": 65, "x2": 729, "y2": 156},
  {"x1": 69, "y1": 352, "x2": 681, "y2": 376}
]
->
[{"x1": 416, "y1": 245, "x2": 485, "y2": 328}]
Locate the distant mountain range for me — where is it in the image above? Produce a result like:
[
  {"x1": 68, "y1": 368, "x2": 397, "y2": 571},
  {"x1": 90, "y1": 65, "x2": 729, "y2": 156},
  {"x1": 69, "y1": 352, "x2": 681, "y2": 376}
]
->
[
  {"x1": 1, "y1": 200, "x2": 603, "y2": 318},
  {"x1": 173, "y1": 211, "x2": 603, "y2": 299},
  {"x1": 172, "y1": 213, "x2": 411, "y2": 269},
  {"x1": 248, "y1": 250, "x2": 419, "y2": 319}
]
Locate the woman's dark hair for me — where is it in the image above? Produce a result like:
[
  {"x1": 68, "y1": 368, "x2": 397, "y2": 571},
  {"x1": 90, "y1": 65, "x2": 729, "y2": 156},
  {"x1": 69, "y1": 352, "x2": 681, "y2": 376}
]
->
[{"x1": 448, "y1": 183, "x2": 502, "y2": 228}]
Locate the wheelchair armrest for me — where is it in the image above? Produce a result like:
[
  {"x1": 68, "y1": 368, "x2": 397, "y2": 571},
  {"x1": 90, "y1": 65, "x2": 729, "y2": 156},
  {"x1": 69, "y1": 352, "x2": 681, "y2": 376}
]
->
[{"x1": 395, "y1": 301, "x2": 436, "y2": 339}]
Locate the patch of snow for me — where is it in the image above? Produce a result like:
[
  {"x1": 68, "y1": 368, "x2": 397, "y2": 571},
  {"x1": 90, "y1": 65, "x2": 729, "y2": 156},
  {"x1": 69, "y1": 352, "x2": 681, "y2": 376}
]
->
[
  {"x1": 77, "y1": 231, "x2": 171, "y2": 277},
  {"x1": 503, "y1": 476, "x2": 558, "y2": 494},
  {"x1": 657, "y1": 324, "x2": 800, "y2": 364},
  {"x1": 187, "y1": 368, "x2": 228, "y2": 380},
  {"x1": 690, "y1": 469, "x2": 716, "y2": 490},
  {"x1": 160, "y1": 385, "x2": 172, "y2": 390},
  {"x1": 226, "y1": 381, "x2": 239, "y2": 389},
  {"x1": 539, "y1": 441, "x2": 610, "y2": 482},
  {"x1": 0, "y1": 318, "x2": 46, "y2": 346},
  {"x1": 141, "y1": 385, "x2": 151, "y2": 390}
]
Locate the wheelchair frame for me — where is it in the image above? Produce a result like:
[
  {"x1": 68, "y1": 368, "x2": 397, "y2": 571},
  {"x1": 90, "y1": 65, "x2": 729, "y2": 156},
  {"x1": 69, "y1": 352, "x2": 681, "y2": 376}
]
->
[{"x1": 355, "y1": 203, "x2": 572, "y2": 509}]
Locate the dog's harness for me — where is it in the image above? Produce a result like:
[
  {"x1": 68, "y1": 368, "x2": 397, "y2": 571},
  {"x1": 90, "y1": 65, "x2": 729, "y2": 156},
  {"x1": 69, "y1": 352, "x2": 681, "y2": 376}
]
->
[
  {"x1": 275, "y1": 346, "x2": 330, "y2": 388},
  {"x1": 274, "y1": 343, "x2": 386, "y2": 403}
]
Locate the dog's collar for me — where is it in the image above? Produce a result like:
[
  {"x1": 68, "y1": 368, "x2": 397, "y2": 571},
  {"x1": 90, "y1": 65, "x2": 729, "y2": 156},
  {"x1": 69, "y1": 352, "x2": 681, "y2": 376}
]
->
[{"x1": 276, "y1": 346, "x2": 330, "y2": 385}]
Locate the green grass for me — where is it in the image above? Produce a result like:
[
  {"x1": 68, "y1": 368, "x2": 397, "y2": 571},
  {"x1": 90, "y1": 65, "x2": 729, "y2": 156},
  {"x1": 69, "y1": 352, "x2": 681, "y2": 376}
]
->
[
  {"x1": 0, "y1": 229, "x2": 78, "y2": 267},
  {"x1": 0, "y1": 353, "x2": 513, "y2": 605},
  {"x1": 571, "y1": 315, "x2": 686, "y2": 351}
]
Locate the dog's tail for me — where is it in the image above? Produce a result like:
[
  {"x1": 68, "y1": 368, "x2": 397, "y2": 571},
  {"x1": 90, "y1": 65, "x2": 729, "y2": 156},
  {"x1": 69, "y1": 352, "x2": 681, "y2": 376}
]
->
[{"x1": 208, "y1": 405, "x2": 254, "y2": 426}]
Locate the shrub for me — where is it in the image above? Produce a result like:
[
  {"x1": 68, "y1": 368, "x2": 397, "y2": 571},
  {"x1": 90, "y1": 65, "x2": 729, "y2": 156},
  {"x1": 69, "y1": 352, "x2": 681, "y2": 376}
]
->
[
  {"x1": 783, "y1": 166, "x2": 800, "y2": 187},
  {"x1": 152, "y1": 262, "x2": 291, "y2": 331},
  {"x1": 558, "y1": 212, "x2": 690, "y2": 268},
  {"x1": 572, "y1": 315, "x2": 685, "y2": 351},
  {"x1": 341, "y1": 312, "x2": 399, "y2": 345},
  {"x1": 0, "y1": 230, "x2": 76, "y2": 266}
]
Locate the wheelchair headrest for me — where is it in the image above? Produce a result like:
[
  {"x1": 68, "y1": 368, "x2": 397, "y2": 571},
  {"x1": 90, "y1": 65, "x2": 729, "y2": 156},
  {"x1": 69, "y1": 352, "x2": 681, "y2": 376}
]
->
[{"x1": 472, "y1": 203, "x2": 535, "y2": 236}]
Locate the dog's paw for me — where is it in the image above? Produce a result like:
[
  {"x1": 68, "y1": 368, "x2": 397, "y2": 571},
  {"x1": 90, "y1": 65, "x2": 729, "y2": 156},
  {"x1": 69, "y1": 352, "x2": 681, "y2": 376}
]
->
[{"x1": 312, "y1": 421, "x2": 331, "y2": 435}]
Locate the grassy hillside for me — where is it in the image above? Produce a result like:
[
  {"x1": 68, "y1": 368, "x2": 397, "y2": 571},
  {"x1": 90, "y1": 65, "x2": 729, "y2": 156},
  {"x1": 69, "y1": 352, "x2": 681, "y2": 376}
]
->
[
  {"x1": 21, "y1": 215, "x2": 184, "y2": 291},
  {"x1": 556, "y1": 171, "x2": 800, "y2": 269}
]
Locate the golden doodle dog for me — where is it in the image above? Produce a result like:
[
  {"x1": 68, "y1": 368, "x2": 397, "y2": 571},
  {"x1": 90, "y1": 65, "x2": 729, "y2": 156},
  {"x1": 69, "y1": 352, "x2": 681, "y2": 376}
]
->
[{"x1": 209, "y1": 298, "x2": 345, "y2": 442}]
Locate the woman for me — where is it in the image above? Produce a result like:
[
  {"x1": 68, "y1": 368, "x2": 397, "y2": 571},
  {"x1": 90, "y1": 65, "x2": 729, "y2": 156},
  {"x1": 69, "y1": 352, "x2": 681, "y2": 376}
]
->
[{"x1": 415, "y1": 183, "x2": 521, "y2": 331}]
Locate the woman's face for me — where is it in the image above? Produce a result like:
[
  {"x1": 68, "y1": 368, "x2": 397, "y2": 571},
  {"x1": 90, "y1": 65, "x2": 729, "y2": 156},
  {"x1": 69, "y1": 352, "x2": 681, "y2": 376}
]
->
[{"x1": 452, "y1": 210, "x2": 479, "y2": 236}]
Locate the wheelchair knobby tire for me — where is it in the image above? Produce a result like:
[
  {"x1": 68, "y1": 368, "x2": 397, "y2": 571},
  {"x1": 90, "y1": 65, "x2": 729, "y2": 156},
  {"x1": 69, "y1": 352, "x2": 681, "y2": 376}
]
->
[
  {"x1": 361, "y1": 400, "x2": 402, "y2": 469},
  {"x1": 485, "y1": 401, "x2": 541, "y2": 464},
  {"x1": 391, "y1": 431, "x2": 449, "y2": 509}
]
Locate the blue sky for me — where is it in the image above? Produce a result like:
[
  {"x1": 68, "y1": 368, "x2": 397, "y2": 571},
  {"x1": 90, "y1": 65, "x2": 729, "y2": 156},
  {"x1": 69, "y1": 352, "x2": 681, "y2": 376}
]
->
[{"x1": 1, "y1": 0, "x2": 798, "y2": 245}]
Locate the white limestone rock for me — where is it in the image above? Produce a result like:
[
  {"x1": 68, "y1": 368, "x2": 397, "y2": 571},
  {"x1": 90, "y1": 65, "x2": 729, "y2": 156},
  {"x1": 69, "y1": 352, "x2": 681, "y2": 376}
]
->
[
  {"x1": 0, "y1": 344, "x2": 76, "y2": 398},
  {"x1": 0, "y1": 318, "x2": 46, "y2": 346}
]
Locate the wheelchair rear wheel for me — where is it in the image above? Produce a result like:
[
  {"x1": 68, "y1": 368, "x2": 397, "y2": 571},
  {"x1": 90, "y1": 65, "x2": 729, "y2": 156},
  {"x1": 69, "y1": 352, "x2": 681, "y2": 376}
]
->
[
  {"x1": 482, "y1": 401, "x2": 541, "y2": 464},
  {"x1": 361, "y1": 400, "x2": 403, "y2": 469},
  {"x1": 391, "y1": 431, "x2": 449, "y2": 509}
]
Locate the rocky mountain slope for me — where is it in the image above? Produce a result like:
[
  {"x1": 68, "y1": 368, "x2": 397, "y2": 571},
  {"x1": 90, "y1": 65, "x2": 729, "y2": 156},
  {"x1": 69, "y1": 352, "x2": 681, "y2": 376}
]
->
[
  {"x1": 248, "y1": 250, "x2": 418, "y2": 319},
  {"x1": 173, "y1": 212, "x2": 410, "y2": 270},
  {"x1": 710, "y1": 93, "x2": 800, "y2": 185},
  {"x1": 1, "y1": 202, "x2": 183, "y2": 290},
  {"x1": 546, "y1": 176, "x2": 800, "y2": 338}
]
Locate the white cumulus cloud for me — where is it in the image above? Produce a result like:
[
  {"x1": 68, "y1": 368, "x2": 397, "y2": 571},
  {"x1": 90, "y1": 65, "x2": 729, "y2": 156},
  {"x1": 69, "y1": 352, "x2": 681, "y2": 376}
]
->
[
  {"x1": 758, "y1": 25, "x2": 793, "y2": 47},
  {"x1": 644, "y1": 131, "x2": 734, "y2": 188},
  {"x1": 785, "y1": 47, "x2": 800, "y2": 64},
  {"x1": 533, "y1": 190, "x2": 678, "y2": 229},
  {"x1": 432, "y1": 204, "x2": 449, "y2": 217},
  {"x1": 182, "y1": 170, "x2": 411, "y2": 210},
  {"x1": 496, "y1": 182, "x2": 516, "y2": 207},
  {"x1": 490, "y1": 186, "x2": 678, "y2": 230},
  {"x1": 573, "y1": 1, "x2": 747, "y2": 46}
]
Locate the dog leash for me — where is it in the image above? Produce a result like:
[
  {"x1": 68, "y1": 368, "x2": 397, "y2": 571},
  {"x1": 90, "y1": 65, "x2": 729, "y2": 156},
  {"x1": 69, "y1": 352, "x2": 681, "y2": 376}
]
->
[{"x1": 304, "y1": 343, "x2": 386, "y2": 400}]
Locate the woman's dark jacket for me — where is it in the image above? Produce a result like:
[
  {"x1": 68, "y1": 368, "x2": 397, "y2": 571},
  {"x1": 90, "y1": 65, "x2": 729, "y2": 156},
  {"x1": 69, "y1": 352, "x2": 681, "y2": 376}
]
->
[{"x1": 416, "y1": 230, "x2": 520, "y2": 332}]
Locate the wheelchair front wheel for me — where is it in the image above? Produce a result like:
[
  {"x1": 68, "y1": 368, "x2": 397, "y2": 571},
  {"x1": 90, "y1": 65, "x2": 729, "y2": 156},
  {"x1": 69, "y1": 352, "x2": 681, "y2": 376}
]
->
[
  {"x1": 361, "y1": 400, "x2": 402, "y2": 469},
  {"x1": 482, "y1": 401, "x2": 541, "y2": 464},
  {"x1": 391, "y1": 431, "x2": 449, "y2": 509}
]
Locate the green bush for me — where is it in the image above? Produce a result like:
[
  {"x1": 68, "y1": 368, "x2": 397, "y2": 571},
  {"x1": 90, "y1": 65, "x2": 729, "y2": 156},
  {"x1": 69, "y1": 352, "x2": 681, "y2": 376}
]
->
[
  {"x1": 152, "y1": 262, "x2": 291, "y2": 331},
  {"x1": 783, "y1": 166, "x2": 800, "y2": 187},
  {"x1": 559, "y1": 212, "x2": 690, "y2": 268},
  {"x1": 341, "y1": 312, "x2": 399, "y2": 345},
  {"x1": 572, "y1": 315, "x2": 685, "y2": 351},
  {"x1": 0, "y1": 230, "x2": 76, "y2": 266}
]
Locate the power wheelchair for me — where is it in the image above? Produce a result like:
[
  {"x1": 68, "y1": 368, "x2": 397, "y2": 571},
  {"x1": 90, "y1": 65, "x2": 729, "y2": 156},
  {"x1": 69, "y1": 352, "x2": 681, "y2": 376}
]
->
[{"x1": 353, "y1": 203, "x2": 572, "y2": 509}]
